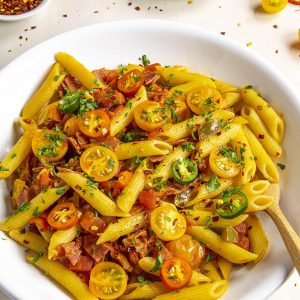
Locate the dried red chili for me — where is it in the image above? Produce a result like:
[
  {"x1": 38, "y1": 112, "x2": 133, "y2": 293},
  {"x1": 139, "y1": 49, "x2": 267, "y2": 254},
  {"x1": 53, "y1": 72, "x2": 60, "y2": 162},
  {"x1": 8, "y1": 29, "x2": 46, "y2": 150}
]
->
[{"x1": 0, "y1": 0, "x2": 42, "y2": 16}]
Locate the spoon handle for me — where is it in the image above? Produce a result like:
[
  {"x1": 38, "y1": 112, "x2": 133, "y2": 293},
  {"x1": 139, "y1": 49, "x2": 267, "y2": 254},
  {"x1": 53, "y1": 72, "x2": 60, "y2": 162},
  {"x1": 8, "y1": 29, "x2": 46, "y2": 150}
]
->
[{"x1": 267, "y1": 204, "x2": 300, "y2": 274}]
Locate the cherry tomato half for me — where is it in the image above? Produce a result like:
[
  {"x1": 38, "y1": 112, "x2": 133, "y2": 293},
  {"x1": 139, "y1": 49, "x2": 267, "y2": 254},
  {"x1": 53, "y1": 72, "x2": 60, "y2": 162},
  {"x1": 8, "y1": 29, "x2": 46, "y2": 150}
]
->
[
  {"x1": 32, "y1": 129, "x2": 68, "y2": 162},
  {"x1": 160, "y1": 257, "x2": 192, "y2": 290},
  {"x1": 166, "y1": 234, "x2": 206, "y2": 267},
  {"x1": 117, "y1": 69, "x2": 144, "y2": 97},
  {"x1": 80, "y1": 146, "x2": 119, "y2": 182},
  {"x1": 78, "y1": 109, "x2": 111, "y2": 138},
  {"x1": 63, "y1": 116, "x2": 80, "y2": 137},
  {"x1": 186, "y1": 86, "x2": 222, "y2": 115},
  {"x1": 89, "y1": 262, "x2": 127, "y2": 299},
  {"x1": 47, "y1": 202, "x2": 79, "y2": 230},
  {"x1": 289, "y1": 0, "x2": 300, "y2": 4},
  {"x1": 209, "y1": 147, "x2": 240, "y2": 178},
  {"x1": 150, "y1": 206, "x2": 187, "y2": 241},
  {"x1": 261, "y1": 0, "x2": 288, "y2": 13},
  {"x1": 134, "y1": 101, "x2": 171, "y2": 132}
]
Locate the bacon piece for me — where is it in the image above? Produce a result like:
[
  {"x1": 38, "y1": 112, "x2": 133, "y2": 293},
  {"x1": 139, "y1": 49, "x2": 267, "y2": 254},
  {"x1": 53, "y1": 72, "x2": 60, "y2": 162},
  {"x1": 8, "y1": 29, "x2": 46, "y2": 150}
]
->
[
  {"x1": 77, "y1": 272, "x2": 90, "y2": 285},
  {"x1": 83, "y1": 235, "x2": 108, "y2": 262},
  {"x1": 62, "y1": 74, "x2": 82, "y2": 91},
  {"x1": 234, "y1": 222, "x2": 247, "y2": 235},
  {"x1": 68, "y1": 255, "x2": 94, "y2": 272},
  {"x1": 237, "y1": 236, "x2": 250, "y2": 251},
  {"x1": 147, "y1": 84, "x2": 169, "y2": 102},
  {"x1": 149, "y1": 155, "x2": 166, "y2": 163},
  {"x1": 138, "y1": 189, "x2": 157, "y2": 210},
  {"x1": 143, "y1": 70, "x2": 160, "y2": 86},
  {"x1": 93, "y1": 68, "x2": 118, "y2": 84},
  {"x1": 76, "y1": 132, "x2": 89, "y2": 148},
  {"x1": 102, "y1": 135, "x2": 120, "y2": 152},
  {"x1": 92, "y1": 87, "x2": 125, "y2": 109},
  {"x1": 80, "y1": 211, "x2": 106, "y2": 236},
  {"x1": 67, "y1": 137, "x2": 82, "y2": 155},
  {"x1": 61, "y1": 238, "x2": 82, "y2": 266}
]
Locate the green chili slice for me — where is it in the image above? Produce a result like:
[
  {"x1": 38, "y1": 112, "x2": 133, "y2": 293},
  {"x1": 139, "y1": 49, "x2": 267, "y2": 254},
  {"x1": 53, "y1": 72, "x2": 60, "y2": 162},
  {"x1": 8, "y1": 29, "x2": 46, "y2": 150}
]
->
[
  {"x1": 171, "y1": 158, "x2": 198, "y2": 184},
  {"x1": 216, "y1": 189, "x2": 248, "y2": 219}
]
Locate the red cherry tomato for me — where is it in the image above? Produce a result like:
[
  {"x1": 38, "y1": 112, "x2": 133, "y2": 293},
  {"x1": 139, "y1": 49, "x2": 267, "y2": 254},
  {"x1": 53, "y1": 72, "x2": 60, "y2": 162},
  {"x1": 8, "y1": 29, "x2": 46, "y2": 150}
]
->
[
  {"x1": 117, "y1": 69, "x2": 144, "y2": 96},
  {"x1": 47, "y1": 202, "x2": 79, "y2": 230},
  {"x1": 160, "y1": 257, "x2": 192, "y2": 290},
  {"x1": 288, "y1": 0, "x2": 300, "y2": 4}
]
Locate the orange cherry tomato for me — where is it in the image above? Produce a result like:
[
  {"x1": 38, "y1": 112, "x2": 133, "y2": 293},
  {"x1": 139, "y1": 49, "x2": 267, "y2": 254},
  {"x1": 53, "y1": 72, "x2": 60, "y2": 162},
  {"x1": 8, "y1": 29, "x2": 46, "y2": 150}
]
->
[
  {"x1": 289, "y1": 0, "x2": 300, "y2": 4},
  {"x1": 29, "y1": 217, "x2": 50, "y2": 232},
  {"x1": 47, "y1": 202, "x2": 79, "y2": 230},
  {"x1": 160, "y1": 257, "x2": 192, "y2": 290},
  {"x1": 115, "y1": 171, "x2": 132, "y2": 188},
  {"x1": 32, "y1": 129, "x2": 68, "y2": 162},
  {"x1": 117, "y1": 69, "x2": 144, "y2": 96},
  {"x1": 134, "y1": 101, "x2": 171, "y2": 132},
  {"x1": 80, "y1": 146, "x2": 119, "y2": 182},
  {"x1": 78, "y1": 109, "x2": 111, "y2": 138}
]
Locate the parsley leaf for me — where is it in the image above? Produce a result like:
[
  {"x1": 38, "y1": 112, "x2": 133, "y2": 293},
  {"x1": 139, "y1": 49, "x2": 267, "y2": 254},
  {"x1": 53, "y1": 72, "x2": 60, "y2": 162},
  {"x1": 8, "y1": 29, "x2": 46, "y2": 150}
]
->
[
  {"x1": 206, "y1": 174, "x2": 221, "y2": 193},
  {"x1": 139, "y1": 54, "x2": 150, "y2": 66},
  {"x1": 31, "y1": 252, "x2": 43, "y2": 265},
  {"x1": 32, "y1": 206, "x2": 41, "y2": 217},
  {"x1": 56, "y1": 187, "x2": 66, "y2": 195},
  {"x1": 181, "y1": 143, "x2": 195, "y2": 152},
  {"x1": 137, "y1": 275, "x2": 152, "y2": 286},
  {"x1": 277, "y1": 163, "x2": 286, "y2": 170},
  {"x1": 150, "y1": 253, "x2": 163, "y2": 273},
  {"x1": 0, "y1": 166, "x2": 9, "y2": 171}
]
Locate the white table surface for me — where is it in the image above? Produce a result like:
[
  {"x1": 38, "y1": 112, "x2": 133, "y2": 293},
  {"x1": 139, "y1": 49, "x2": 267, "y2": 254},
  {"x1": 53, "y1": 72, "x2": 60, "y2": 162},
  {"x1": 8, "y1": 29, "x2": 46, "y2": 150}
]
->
[{"x1": 0, "y1": 0, "x2": 299, "y2": 299}]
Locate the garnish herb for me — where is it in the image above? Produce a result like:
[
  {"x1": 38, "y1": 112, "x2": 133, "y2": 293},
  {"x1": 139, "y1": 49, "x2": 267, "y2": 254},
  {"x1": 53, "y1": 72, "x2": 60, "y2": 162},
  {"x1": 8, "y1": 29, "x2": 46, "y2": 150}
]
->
[
  {"x1": 56, "y1": 187, "x2": 66, "y2": 195},
  {"x1": 31, "y1": 252, "x2": 43, "y2": 265},
  {"x1": 150, "y1": 252, "x2": 163, "y2": 273},
  {"x1": 181, "y1": 143, "x2": 195, "y2": 152},
  {"x1": 277, "y1": 163, "x2": 286, "y2": 170},
  {"x1": 0, "y1": 166, "x2": 9, "y2": 171},
  {"x1": 87, "y1": 178, "x2": 98, "y2": 190},
  {"x1": 139, "y1": 55, "x2": 150, "y2": 66},
  {"x1": 137, "y1": 275, "x2": 152, "y2": 286},
  {"x1": 32, "y1": 206, "x2": 41, "y2": 217},
  {"x1": 205, "y1": 174, "x2": 221, "y2": 193}
]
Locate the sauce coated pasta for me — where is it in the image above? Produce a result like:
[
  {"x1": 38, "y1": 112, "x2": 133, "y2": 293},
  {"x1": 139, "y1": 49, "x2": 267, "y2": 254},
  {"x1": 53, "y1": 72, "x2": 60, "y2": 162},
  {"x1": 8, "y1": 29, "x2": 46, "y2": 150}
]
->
[{"x1": 0, "y1": 52, "x2": 284, "y2": 300}]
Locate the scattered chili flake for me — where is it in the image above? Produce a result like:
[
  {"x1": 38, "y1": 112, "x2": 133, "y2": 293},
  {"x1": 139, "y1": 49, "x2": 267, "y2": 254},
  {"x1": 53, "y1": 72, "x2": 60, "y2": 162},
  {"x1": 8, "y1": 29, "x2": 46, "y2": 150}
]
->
[
  {"x1": 19, "y1": 36, "x2": 23, "y2": 39},
  {"x1": 23, "y1": 240, "x2": 29, "y2": 245},
  {"x1": 93, "y1": 10, "x2": 99, "y2": 13},
  {"x1": 205, "y1": 200, "x2": 214, "y2": 208},
  {"x1": 0, "y1": 0, "x2": 42, "y2": 16},
  {"x1": 128, "y1": 2, "x2": 132, "y2": 6},
  {"x1": 258, "y1": 134, "x2": 265, "y2": 139},
  {"x1": 220, "y1": 32, "x2": 226, "y2": 35},
  {"x1": 248, "y1": 226, "x2": 253, "y2": 230},
  {"x1": 62, "y1": 14, "x2": 68, "y2": 17},
  {"x1": 135, "y1": 6, "x2": 140, "y2": 11},
  {"x1": 275, "y1": 50, "x2": 279, "y2": 54},
  {"x1": 8, "y1": 49, "x2": 11, "y2": 52},
  {"x1": 212, "y1": 216, "x2": 219, "y2": 222},
  {"x1": 273, "y1": 25, "x2": 278, "y2": 29},
  {"x1": 257, "y1": 105, "x2": 262, "y2": 110},
  {"x1": 216, "y1": 131, "x2": 221, "y2": 136},
  {"x1": 31, "y1": 26, "x2": 36, "y2": 30}
]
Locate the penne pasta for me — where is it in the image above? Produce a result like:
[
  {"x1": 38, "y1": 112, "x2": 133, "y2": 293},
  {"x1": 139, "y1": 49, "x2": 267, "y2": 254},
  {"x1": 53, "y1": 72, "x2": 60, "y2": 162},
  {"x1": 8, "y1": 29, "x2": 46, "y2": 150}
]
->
[
  {"x1": 214, "y1": 79, "x2": 239, "y2": 94},
  {"x1": 22, "y1": 62, "x2": 66, "y2": 118},
  {"x1": 219, "y1": 92, "x2": 241, "y2": 109},
  {"x1": 246, "y1": 195, "x2": 275, "y2": 212},
  {"x1": 241, "y1": 106, "x2": 282, "y2": 157},
  {"x1": 48, "y1": 224, "x2": 80, "y2": 260},
  {"x1": 57, "y1": 172, "x2": 129, "y2": 217},
  {"x1": 241, "y1": 180, "x2": 271, "y2": 196},
  {"x1": 187, "y1": 226, "x2": 258, "y2": 264},
  {"x1": 26, "y1": 252, "x2": 98, "y2": 300},
  {"x1": 9, "y1": 229, "x2": 48, "y2": 253},
  {"x1": 246, "y1": 214, "x2": 269, "y2": 264},
  {"x1": 241, "y1": 86, "x2": 284, "y2": 143},
  {"x1": 0, "y1": 185, "x2": 69, "y2": 232},
  {"x1": 18, "y1": 117, "x2": 38, "y2": 131},
  {"x1": 218, "y1": 257, "x2": 232, "y2": 280},
  {"x1": 153, "y1": 280, "x2": 228, "y2": 300},
  {"x1": 55, "y1": 52, "x2": 104, "y2": 89},
  {"x1": 97, "y1": 212, "x2": 146, "y2": 244},
  {"x1": 0, "y1": 129, "x2": 36, "y2": 179},
  {"x1": 204, "y1": 262, "x2": 222, "y2": 281},
  {"x1": 243, "y1": 125, "x2": 279, "y2": 183},
  {"x1": 117, "y1": 160, "x2": 147, "y2": 212},
  {"x1": 110, "y1": 86, "x2": 148, "y2": 136},
  {"x1": 115, "y1": 140, "x2": 172, "y2": 160}
]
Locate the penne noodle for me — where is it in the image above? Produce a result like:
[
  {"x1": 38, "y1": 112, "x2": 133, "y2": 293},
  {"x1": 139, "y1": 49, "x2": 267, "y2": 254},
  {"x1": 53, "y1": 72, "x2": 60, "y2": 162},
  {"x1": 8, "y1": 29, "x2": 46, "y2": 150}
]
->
[
  {"x1": 0, "y1": 129, "x2": 36, "y2": 180},
  {"x1": 218, "y1": 257, "x2": 232, "y2": 280},
  {"x1": 97, "y1": 212, "x2": 146, "y2": 244},
  {"x1": 214, "y1": 79, "x2": 239, "y2": 94},
  {"x1": 18, "y1": 117, "x2": 38, "y2": 131},
  {"x1": 246, "y1": 214, "x2": 269, "y2": 263},
  {"x1": 241, "y1": 106, "x2": 282, "y2": 157},
  {"x1": 0, "y1": 185, "x2": 69, "y2": 232},
  {"x1": 153, "y1": 280, "x2": 228, "y2": 300},
  {"x1": 26, "y1": 252, "x2": 97, "y2": 300},
  {"x1": 241, "y1": 87, "x2": 284, "y2": 143},
  {"x1": 204, "y1": 262, "x2": 222, "y2": 281},
  {"x1": 246, "y1": 195, "x2": 275, "y2": 212},
  {"x1": 22, "y1": 62, "x2": 66, "y2": 118},
  {"x1": 115, "y1": 140, "x2": 172, "y2": 160},
  {"x1": 57, "y1": 172, "x2": 129, "y2": 217},
  {"x1": 55, "y1": 52, "x2": 104, "y2": 89},
  {"x1": 219, "y1": 92, "x2": 242, "y2": 109},
  {"x1": 243, "y1": 125, "x2": 279, "y2": 183},
  {"x1": 9, "y1": 230, "x2": 48, "y2": 253},
  {"x1": 187, "y1": 226, "x2": 258, "y2": 264},
  {"x1": 241, "y1": 180, "x2": 271, "y2": 196},
  {"x1": 110, "y1": 86, "x2": 148, "y2": 136}
]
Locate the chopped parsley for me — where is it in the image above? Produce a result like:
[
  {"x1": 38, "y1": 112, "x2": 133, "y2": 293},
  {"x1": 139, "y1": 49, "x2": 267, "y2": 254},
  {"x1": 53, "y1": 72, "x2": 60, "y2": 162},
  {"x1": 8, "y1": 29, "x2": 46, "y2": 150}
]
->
[
  {"x1": 6, "y1": 201, "x2": 31, "y2": 222},
  {"x1": 120, "y1": 131, "x2": 147, "y2": 143},
  {"x1": 31, "y1": 252, "x2": 43, "y2": 265},
  {"x1": 181, "y1": 143, "x2": 195, "y2": 152},
  {"x1": 44, "y1": 133, "x2": 65, "y2": 147},
  {"x1": 277, "y1": 163, "x2": 286, "y2": 170},
  {"x1": 107, "y1": 158, "x2": 115, "y2": 169},
  {"x1": 218, "y1": 145, "x2": 245, "y2": 169},
  {"x1": 125, "y1": 100, "x2": 133, "y2": 109},
  {"x1": 10, "y1": 153, "x2": 17, "y2": 159},
  {"x1": 32, "y1": 207, "x2": 41, "y2": 217},
  {"x1": 150, "y1": 253, "x2": 163, "y2": 273},
  {"x1": 0, "y1": 166, "x2": 9, "y2": 171},
  {"x1": 205, "y1": 253, "x2": 214, "y2": 264},
  {"x1": 93, "y1": 77, "x2": 100, "y2": 85},
  {"x1": 206, "y1": 174, "x2": 221, "y2": 193},
  {"x1": 56, "y1": 187, "x2": 66, "y2": 195},
  {"x1": 78, "y1": 98, "x2": 98, "y2": 115},
  {"x1": 245, "y1": 85, "x2": 253, "y2": 89},
  {"x1": 53, "y1": 75, "x2": 60, "y2": 81},
  {"x1": 204, "y1": 216, "x2": 212, "y2": 228},
  {"x1": 37, "y1": 144, "x2": 59, "y2": 159},
  {"x1": 87, "y1": 178, "x2": 98, "y2": 190},
  {"x1": 137, "y1": 275, "x2": 152, "y2": 286},
  {"x1": 139, "y1": 54, "x2": 150, "y2": 66}
]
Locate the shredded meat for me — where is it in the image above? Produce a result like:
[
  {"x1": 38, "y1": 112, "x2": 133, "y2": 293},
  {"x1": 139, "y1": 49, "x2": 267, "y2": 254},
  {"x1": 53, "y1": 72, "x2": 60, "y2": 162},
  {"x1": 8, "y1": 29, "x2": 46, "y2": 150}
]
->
[
  {"x1": 102, "y1": 135, "x2": 120, "y2": 152},
  {"x1": 68, "y1": 255, "x2": 94, "y2": 272},
  {"x1": 92, "y1": 87, "x2": 125, "y2": 109},
  {"x1": 61, "y1": 237, "x2": 82, "y2": 265},
  {"x1": 147, "y1": 84, "x2": 169, "y2": 102},
  {"x1": 93, "y1": 68, "x2": 118, "y2": 84},
  {"x1": 83, "y1": 235, "x2": 108, "y2": 262},
  {"x1": 143, "y1": 70, "x2": 160, "y2": 86},
  {"x1": 80, "y1": 211, "x2": 106, "y2": 236},
  {"x1": 62, "y1": 74, "x2": 82, "y2": 91},
  {"x1": 67, "y1": 137, "x2": 82, "y2": 155},
  {"x1": 149, "y1": 155, "x2": 166, "y2": 163}
]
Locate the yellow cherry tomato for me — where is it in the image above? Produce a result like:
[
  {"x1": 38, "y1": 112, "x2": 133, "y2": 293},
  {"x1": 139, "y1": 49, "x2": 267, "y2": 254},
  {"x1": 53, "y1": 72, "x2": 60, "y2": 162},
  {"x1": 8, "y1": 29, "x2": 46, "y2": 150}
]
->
[
  {"x1": 261, "y1": 0, "x2": 288, "y2": 13},
  {"x1": 186, "y1": 86, "x2": 222, "y2": 115},
  {"x1": 150, "y1": 206, "x2": 187, "y2": 241},
  {"x1": 134, "y1": 101, "x2": 171, "y2": 132},
  {"x1": 80, "y1": 146, "x2": 119, "y2": 182},
  {"x1": 32, "y1": 129, "x2": 68, "y2": 162},
  {"x1": 63, "y1": 116, "x2": 80, "y2": 137},
  {"x1": 209, "y1": 147, "x2": 240, "y2": 178},
  {"x1": 89, "y1": 262, "x2": 127, "y2": 299}
]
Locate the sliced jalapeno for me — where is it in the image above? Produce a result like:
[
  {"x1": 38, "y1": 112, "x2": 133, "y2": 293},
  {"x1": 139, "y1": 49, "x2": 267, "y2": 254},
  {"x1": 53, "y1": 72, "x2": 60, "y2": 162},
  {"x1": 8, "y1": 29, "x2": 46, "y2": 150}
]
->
[
  {"x1": 171, "y1": 158, "x2": 198, "y2": 184},
  {"x1": 216, "y1": 189, "x2": 248, "y2": 219}
]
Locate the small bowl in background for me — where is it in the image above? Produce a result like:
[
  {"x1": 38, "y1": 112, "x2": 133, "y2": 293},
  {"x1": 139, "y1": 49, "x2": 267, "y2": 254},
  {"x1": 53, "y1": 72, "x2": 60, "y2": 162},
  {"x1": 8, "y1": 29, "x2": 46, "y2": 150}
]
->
[{"x1": 0, "y1": 0, "x2": 52, "y2": 22}]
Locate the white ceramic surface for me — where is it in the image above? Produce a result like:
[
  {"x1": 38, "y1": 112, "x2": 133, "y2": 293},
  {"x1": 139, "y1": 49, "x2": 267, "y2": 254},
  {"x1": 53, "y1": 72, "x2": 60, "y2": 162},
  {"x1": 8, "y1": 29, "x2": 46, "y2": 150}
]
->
[
  {"x1": 0, "y1": 0, "x2": 52, "y2": 22},
  {"x1": 0, "y1": 19, "x2": 299, "y2": 300}
]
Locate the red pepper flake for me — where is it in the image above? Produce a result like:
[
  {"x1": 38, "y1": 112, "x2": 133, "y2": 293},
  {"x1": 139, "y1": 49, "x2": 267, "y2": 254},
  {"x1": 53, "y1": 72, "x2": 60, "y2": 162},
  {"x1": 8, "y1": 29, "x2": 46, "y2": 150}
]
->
[
  {"x1": 8, "y1": 49, "x2": 11, "y2": 52},
  {"x1": 212, "y1": 216, "x2": 219, "y2": 222},
  {"x1": 143, "y1": 170, "x2": 152, "y2": 175},
  {"x1": 62, "y1": 14, "x2": 68, "y2": 17},
  {"x1": 128, "y1": 2, "x2": 132, "y2": 6},
  {"x1": 273, "y1": 25, "x2": 278, "y2": 29},
  {"x1": 0, "y1": 0, "x2": 42, "y2": 15},
  {"x1": 216, "y1": 131, "x2": 221, "y2": 136},
  {"x1": 135, "y1": 6, "x2": 140, "y2": 11},
  {"x1": 205, "y1": 200, "x2": 214, "y2": 208},
  {"x1": 258, "y1": 134, "x2": 265, "y2": 139},
  {"x1": 220, "y1": 32, "x2": 226, "y2": 35},
  {"x1": 23, "y1": 240, "x2": 29, "y2": 245},
  {"x1": 275, "y1": 50, "x2": 279, "y2": 54},
  {"x1": 19, "y1": 36, "x2": 23, "y2": 39},
  {"x1": 75, "y1": 184, "x2": 82, "y2": 190},
  {"x1": 257, "y1": 105, "x2": 262, "y2": 110},
  {"x1": 93, "y1": 10, "x2": 99, "y2": 13},
  {"x1": 30, "y1": 26, "x2": 36, "y2": 30},
  {"x1": 247, "y1": 226, "x2": 253, "y2": 230}
]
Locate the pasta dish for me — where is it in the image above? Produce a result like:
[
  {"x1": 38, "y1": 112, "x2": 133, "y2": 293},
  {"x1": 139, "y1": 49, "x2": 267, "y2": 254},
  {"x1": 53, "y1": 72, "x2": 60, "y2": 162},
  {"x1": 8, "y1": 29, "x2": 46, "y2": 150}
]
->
[{"x1": 0, "y1": 52, "x2": 284, "y2": 300}]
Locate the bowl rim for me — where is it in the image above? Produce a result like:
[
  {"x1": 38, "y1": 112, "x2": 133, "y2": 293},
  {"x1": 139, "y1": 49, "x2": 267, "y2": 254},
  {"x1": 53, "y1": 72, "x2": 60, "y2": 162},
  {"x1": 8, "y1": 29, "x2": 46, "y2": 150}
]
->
[
  {"x1": 0, "y1": 0, "x2": 52, "y2": 21},
  {"x1": 0, "y1": 19, "x2": 299, "y2": 300}
]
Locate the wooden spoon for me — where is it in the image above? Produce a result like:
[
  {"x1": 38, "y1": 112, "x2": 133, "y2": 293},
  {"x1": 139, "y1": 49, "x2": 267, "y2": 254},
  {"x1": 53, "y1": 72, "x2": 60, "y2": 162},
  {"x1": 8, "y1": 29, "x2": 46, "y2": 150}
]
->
[{"x1": 265, "y1": 184, "x2": 300, "y2": 274}]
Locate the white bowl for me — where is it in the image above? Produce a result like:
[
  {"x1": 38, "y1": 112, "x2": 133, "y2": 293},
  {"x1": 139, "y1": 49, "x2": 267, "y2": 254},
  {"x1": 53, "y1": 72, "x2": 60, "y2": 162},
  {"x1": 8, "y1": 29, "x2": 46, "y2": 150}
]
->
[
  {"x1": 0, "y1": 0, "x2": 52, "y2": 22},
  {"x1": 0, "y1": 20, "x2": 299, "y2": 300}
]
